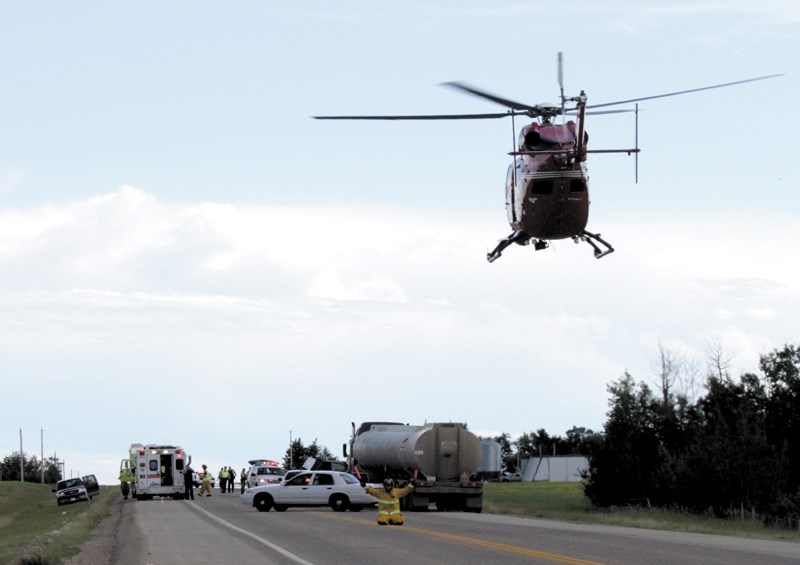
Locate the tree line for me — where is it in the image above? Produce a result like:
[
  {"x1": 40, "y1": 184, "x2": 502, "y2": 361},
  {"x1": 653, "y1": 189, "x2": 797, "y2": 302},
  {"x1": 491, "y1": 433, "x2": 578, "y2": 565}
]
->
[
  {"x1": 492, "y1": 427, "x2": 602, "y2": 472},
  {"x1": 0, "y1": 452, "x2": 62, "y2": 483},
  {"x1": 584, "y1": 343, "x2": 800, "y2": 527},
  {"x1": 282, "y1": 437, "x2": 335, "y2": 470}
]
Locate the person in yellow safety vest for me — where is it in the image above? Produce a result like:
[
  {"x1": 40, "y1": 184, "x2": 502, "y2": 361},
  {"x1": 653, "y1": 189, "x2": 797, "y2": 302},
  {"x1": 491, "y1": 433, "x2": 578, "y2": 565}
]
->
[
  {"x1": 363, "y1": 478, "x2": 415, "y2": 525},
  {"x1": 219, "y1": 467, "x2": 230, "y2": 493},
  {"x1": 199, "y1": 464, "x2": 213, "y2": 497},
  {"x1": 118, "y1": 466, "x2": 134, "y2": 500}
]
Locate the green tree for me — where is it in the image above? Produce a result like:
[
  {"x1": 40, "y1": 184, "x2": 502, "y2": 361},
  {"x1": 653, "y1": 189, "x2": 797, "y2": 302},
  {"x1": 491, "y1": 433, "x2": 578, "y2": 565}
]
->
[
  {"x1": 493, "y1": 433, "x2": 515, "y2": 470},
  {"x1": 282, "y1": 438, "x2": 334, "y2": 470},
  {"x1": 515, "y1": 432, "x2": 536, "y2": 458},
  {"x1": 584, "y1": 372, "x2": 660, "y2": 506},
  {"x1": 565, "y1": 426, "x2": 603, "y2": 456},
  {"x1": 0, "y1": 452, "x2": 61, "y2": 483},
  {"x1": 585, "y1": 344, "x2": 800, "y2": 527},
  {"x1": 686, "y1": 372, "x2": 775, "y2": 517},
  {"x1": 759, "y1": 345, "x2": 800, "y2": 526}
]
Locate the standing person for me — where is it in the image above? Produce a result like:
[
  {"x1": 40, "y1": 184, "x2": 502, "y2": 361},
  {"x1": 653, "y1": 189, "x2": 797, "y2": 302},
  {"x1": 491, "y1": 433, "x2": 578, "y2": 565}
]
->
[
  {"x1": 240, "y1": 467, "x2": 247, "y2": 493},
  {"x1": 118, "y1": 464, "x2": 135, "y2": 500},
  {"x1": 228, "y1": 467, "x2": 236, "y2": 493},
  {"x1": 363, "y1": 478, "x2": 415, "y2": 525},
  {"x1": 183, "y1": 464, "x2": 195, "y2": 500},
  {"x1": 219, "y1": 467, "x2": 229, "y2": 493},
  {"x1": 199, "y1": 464, "x2": 213, "y2": 497}
]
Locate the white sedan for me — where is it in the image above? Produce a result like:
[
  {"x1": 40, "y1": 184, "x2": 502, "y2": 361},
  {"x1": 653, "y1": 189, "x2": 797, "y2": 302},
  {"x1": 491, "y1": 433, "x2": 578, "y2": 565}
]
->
[{"x1": 240, "y1": 470, "x2": 377, "y2": 512}]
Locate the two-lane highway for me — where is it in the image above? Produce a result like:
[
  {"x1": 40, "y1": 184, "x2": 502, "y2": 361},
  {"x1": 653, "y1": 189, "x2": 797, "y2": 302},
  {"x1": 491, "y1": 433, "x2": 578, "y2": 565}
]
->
[{"x1": 116, "y1": 492, "x2": 800, "y2": 564}]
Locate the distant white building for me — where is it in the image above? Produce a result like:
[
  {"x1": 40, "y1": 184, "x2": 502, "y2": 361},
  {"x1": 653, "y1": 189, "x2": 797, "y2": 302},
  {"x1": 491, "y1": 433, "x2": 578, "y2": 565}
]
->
[{"x1": 520, "y1": 455, "x2": 588, "y2": 482}]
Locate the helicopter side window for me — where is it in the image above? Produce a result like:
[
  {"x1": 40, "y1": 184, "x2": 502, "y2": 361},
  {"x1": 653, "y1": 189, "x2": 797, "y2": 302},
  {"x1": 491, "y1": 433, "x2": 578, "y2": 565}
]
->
[
  {"x1": 569, "y1": 179, "x2": 586, "y2": 193},
  {"x1": 529, "y1": 179, "x2": 553, "y2": 195}
]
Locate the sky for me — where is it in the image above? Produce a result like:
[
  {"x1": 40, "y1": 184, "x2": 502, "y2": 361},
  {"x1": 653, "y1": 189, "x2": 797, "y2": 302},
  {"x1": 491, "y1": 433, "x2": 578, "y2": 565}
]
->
[{"x1": 1, "y1": 1, "x2": 798, "y2": 485}]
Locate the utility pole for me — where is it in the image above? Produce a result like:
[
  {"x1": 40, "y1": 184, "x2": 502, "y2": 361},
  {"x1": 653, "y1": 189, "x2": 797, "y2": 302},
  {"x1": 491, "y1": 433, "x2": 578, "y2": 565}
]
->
[
  {"x1": 19, "y1": 428, "x2": 24, "y2": 483},
  {"x1": 289, "y1": 430, "x2": 293, "y2": 469},
  {"x1": 41, "y1": 428, "x2": 45, "y2": 484}
]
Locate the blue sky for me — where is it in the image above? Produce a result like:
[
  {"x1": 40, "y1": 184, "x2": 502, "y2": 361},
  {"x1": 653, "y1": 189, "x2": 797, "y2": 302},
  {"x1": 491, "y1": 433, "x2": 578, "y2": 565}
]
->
[{"x1": 1, "y1": 1, "x2": 798, "y2": 484}]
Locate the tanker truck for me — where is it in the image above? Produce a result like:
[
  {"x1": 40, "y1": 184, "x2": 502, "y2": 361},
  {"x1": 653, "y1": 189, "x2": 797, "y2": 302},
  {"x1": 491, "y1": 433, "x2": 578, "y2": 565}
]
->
[{"x1": 345, "y1": 422, "x2": 483, "y2": 512}]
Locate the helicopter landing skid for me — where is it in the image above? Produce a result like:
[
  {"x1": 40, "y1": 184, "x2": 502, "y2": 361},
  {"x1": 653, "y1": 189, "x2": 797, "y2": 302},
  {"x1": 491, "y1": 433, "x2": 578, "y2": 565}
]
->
[
  {"x1": 576, "y1": 230, "x2": 614, "y2": 259},
  {"x1": 487, "y1": 230, "x2": 531, "y2": 263}
]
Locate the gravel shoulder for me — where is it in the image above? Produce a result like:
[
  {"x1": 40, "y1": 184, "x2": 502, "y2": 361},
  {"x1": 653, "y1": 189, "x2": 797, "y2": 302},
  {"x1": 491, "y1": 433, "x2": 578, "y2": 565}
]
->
[{"x1": 62, "y1": 495, "x2": 144, "y2": 565}]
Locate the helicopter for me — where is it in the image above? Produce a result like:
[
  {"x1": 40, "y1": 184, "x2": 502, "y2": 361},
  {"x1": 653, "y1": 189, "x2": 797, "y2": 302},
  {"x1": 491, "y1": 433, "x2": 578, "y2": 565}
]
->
[{"x1": 313, "y1": 54, "x2": 781, "y2": 262}]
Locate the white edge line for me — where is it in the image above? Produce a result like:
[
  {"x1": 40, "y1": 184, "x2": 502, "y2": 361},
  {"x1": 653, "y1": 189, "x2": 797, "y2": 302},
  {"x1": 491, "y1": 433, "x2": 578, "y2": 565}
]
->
[{"x1": 186, "y1": 500, "x2": 316, "y2": 565}]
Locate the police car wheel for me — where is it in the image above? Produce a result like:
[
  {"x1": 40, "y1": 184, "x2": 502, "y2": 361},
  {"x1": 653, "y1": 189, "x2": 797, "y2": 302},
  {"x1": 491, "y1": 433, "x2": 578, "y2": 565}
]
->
[
  {"x1": 330, "y1": 494, "x2": 349, "y2": 512},
  {"x1": 254, "y1": 493, "x2": 273, "y2": 512}
]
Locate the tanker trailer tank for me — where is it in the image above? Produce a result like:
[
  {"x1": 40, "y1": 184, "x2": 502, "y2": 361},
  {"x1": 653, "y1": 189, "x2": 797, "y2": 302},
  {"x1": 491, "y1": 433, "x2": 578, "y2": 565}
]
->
[
  {"x1": 477, "y1": 438, "x2": 503, "y2": 482},
  {"x1": 348, "y1": 422, "x2": 483, "y2": 512}
]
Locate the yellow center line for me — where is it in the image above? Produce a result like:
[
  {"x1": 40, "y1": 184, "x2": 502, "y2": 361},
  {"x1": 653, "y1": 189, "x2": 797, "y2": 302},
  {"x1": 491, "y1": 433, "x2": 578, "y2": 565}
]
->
[{"x1": 322, "y1": 513, "x2": 606, "y2": 565}]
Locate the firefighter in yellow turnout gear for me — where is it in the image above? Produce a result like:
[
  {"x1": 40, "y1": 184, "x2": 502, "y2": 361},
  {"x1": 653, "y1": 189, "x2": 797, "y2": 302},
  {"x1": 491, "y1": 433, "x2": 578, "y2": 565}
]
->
[{"x1": 364, "y1": 478, "x2": 415, "y2": 525}]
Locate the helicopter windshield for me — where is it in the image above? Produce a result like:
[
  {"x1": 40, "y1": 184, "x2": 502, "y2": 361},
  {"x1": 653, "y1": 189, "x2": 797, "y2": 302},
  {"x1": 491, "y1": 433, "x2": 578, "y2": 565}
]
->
[{"x1": 520, "y1": 123, "x2": 577, "y2": 150}]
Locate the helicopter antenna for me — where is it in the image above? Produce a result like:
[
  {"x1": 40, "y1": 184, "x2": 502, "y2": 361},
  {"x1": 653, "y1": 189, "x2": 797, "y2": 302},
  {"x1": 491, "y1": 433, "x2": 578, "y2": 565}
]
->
[
  {"x1": 635, "y1": 103, "x2": 639, "y2": 183},
  {"x1": 510, "y1": 111, "x2": 518, "y2": 222},
  {"x1": 558, "y1": 52, "x2": 565, "y2": 118}
]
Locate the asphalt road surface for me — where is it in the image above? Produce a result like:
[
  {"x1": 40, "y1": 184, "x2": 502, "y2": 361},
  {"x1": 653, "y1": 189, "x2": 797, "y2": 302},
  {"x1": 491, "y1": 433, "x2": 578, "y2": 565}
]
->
[{"x1": 98, "y1": 492, "x2": 800, "y2": 564}]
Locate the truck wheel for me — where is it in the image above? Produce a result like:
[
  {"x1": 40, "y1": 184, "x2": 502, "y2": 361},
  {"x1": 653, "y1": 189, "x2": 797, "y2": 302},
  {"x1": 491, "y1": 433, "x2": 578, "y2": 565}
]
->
[
  {"x1": 254, "y1": 493, "x2": 273, "y2": 512},
  {"x1": 330, "y1": 494, "x2": 350, "y2": 512}
]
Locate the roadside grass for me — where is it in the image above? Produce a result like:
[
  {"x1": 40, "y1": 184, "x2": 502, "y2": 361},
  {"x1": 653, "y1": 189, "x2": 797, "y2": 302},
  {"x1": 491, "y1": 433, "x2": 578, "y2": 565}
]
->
[
  {"x1": 483, "y1": 481, "x2": 800, "y2": 541},
  {"x1": 0, "y1": 481, "x2": 116, "y2": 564}
]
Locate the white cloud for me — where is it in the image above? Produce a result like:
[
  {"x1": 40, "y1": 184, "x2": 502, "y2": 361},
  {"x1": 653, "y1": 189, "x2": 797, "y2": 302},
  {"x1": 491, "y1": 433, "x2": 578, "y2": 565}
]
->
[
  {"x1": 308, "y1": 267, "x2": 408, "y2": 302},
  {"x1": 747, "y1": 307, "x2": 774, "y2": 320}
]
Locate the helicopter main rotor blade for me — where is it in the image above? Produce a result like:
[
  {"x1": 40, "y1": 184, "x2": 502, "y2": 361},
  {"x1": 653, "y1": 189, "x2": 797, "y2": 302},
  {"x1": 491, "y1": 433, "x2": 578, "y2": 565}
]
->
[
  {"x1": 587, "y1": 74, "x2": 784, "y2": 109},
  {"x1": 312, "y1": 112, "x2": 512, "y2": 120},
  {"x1": 313, "y1": 81, "x2": 545, "y2": 121},
  {"x1": 566, "y1": 108, "x2": 635, "y2": 116},
  {"x1": 442, "y1": 81, "x2": 540, "y2": 112}
]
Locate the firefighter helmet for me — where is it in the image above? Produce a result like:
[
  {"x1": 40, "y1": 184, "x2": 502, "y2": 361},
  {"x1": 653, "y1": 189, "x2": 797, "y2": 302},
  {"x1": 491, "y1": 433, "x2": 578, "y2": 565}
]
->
[{"x1": 383, "y1": 478, "x2": 394, "y2": 490}]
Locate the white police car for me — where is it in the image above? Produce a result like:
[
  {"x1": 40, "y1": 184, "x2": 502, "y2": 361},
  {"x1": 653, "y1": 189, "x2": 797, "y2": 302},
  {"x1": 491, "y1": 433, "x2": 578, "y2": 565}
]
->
[{"x1": 241, "y1": 470, "x2": 376, "y2": 512}]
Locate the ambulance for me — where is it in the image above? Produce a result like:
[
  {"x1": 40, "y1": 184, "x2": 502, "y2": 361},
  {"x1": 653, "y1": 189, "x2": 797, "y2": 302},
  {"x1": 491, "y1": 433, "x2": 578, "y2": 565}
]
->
[{"x1": 120, "y1": 443, "x2": 191, "y2": 500}]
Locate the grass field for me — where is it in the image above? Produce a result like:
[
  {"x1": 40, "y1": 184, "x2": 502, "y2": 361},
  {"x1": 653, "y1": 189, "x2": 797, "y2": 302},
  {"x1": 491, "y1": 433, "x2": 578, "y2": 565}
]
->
[
  {"x1": 483, "y1": 481, "x2": 800, "y2": 541},
  {"x1": 0, "y1": 481, "x2": 115, "y2": 565}
]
